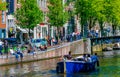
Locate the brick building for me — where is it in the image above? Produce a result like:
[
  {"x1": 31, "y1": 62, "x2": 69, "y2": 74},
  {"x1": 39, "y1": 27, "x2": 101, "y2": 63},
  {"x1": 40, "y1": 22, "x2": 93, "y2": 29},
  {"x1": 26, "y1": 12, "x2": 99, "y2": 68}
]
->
[
  {"x1": 0, "y1": 11, "x2": 6, "y2": 38},
  {"x1": 0, "y1": 0, "x2": 6, "y2": 38}
]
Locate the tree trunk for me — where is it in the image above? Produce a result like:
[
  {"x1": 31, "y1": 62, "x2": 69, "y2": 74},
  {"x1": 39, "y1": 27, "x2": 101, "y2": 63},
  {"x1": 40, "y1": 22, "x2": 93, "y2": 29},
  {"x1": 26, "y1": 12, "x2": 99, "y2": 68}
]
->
[
  {"x1": 20, "y1": 31, "x2": 23, "y2": 45},
  {"x1": 112, "y1": 24, "x2": 116, "y2": 36},
  {"x1": 57, "y1": 27, "x2": 60, "y2": 43},
  {"x1": 84, "y1": 22, "x2": 89, "y2": 38},
  {"x1": 29, "y1": 28, "x2": 31, "y2": 38},
  {"x1": 80, "y1": 15, "x2": 89, "y2": 38},
  {"x1": 89, "y1": 17, "x2": 93, "y2": 30},
  {"x1": 99, "y1": 21, "x2": 103, "y2": 37},
  {"x1": 28, "y1": 28, "x2": 32, "y2": 46}
]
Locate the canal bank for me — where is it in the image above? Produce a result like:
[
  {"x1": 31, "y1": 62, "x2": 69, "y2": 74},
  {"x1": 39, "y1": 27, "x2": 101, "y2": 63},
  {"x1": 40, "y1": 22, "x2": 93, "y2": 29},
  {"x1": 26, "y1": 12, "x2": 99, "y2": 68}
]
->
[
  {"x1": 1, "y1": 55, "x2": 120, "y2": 77},
  {"x1": 1, "y1": 38, "x2": 120, "y2": 66},
  {"x1": 0, "y1": 39, "x2": 91, "y2": 66}
]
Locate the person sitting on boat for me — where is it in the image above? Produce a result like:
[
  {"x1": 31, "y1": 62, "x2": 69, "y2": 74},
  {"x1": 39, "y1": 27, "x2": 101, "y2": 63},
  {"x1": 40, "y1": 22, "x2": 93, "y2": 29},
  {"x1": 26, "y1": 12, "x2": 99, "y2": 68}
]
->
[
  {"x1": 78, "y1": 54, "x2": 92, "y2": 62},
  {"x1": 76, "y1": 54, "x2": 88, "y2": 62},
  {"x1": 91, "y1": 53, "x2": 99, "y2": 66},
  {"x1": 86, "y1": 54, "x2": 92, "y2": 62},
  {"x1": 82, "y1": 54, "x2": 87, "y2": 61},
  {"x1": 64, "y1": 51, "x2": 72, "y2": 60},
  {"x1": 74, "y1": 54, "x2": 87, "y2": 61}
]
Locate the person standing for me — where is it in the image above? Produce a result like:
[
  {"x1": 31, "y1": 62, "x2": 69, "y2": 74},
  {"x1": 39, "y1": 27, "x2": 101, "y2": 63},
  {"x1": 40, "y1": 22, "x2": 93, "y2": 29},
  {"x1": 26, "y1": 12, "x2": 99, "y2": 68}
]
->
[
  {"x1": 91, "y1": 53, "x2": 99, "y2": 67},
  {"x1": 82, "y1": 54, "x2": 87, "y2": 61},
  {"x1": 67, "y1": 51, "x2": 72, "y2": 60},
  {"x1": 86, "y1": 54, "x2": 92, "y2": 62},
  {"x1": 4, "y1": 40, "x2": 8, "y2": 58},
  {"x1": 0, "y1": 40, "x2": 3, "y2": 55}
]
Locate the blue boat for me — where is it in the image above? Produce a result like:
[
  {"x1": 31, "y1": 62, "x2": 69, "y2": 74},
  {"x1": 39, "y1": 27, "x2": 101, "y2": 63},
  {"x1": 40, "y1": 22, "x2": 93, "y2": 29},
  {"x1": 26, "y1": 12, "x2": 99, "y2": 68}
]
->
[{"x1": 56, "y1": 60, "x2": 97, "y2": 73}]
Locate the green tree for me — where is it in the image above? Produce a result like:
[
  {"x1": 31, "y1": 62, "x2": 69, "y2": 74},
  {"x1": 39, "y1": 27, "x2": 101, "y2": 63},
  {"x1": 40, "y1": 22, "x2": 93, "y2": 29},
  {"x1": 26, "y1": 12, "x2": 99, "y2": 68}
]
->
[
  {"x1": 67, "y1": 1, "x2": 76, "y2": 34},
  {"x1": 15, "y1": 0, "x2": 43, "y2": 36},
  {"x1": 75, "y1": 0, "x2": 106, "y2": 37},
  {"x1": 93, "y1": 0, "x2": 106, "y2": 36},
  {"x1": 0, "y1": 1, "x2": 6, "y2": 10},
  {"x1": 47, "y1": 0, "x2": 68, "y2": 28},
  {"x1": 75, "y1": 0, "x2": 120, "y2": 37},
  {"x1": 75, "y1": 0, "x2": 93, "y2": 37},
  {"x1": 103, "y1": 0, "x2": 120, "y2": 35}
]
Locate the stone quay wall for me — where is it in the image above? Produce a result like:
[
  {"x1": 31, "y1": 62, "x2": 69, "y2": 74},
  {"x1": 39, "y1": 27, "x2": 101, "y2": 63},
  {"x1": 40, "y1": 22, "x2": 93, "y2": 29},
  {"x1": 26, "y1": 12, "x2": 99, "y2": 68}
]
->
[{"x1": 0, "y1": 39, "x2": 90, "y2": 66}]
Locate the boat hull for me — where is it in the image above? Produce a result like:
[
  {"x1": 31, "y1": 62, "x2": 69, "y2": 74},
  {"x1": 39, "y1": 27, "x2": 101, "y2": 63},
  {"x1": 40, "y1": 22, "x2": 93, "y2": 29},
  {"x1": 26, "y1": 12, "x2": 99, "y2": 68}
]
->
[
  {"x1": 56, "y1": 61, "x2": 96, "y2": 73},
  {"x1": 113, "y1": 47, "x2": 120, "y2": 50}
]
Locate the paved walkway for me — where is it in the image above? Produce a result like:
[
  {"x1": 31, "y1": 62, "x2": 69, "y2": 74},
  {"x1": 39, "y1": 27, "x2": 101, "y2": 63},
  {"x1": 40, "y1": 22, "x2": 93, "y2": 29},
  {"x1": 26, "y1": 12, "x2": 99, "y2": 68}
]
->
[
  {"x1": 0, "y1": 42, "x2": 68, "y2": 66},
  {"x1": 0, "y1": 56, "x2": 8, "y2": 65}
]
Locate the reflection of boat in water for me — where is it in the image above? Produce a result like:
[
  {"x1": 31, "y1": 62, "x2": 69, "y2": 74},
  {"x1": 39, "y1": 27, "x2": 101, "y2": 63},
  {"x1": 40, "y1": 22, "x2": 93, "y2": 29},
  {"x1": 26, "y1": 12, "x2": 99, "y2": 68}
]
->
[
  {"x1": 102, "y1": 47, "x2": 113, "y2": 51},
  {"x1": 113, "y1": 47, "x2": 120, "y2": 50},
  {"x1": 56, "y1": 60, "x2": 98, "y2": 73},
  {"x1": 113, "y1": 43, "x2": 120, "y2": 50}
]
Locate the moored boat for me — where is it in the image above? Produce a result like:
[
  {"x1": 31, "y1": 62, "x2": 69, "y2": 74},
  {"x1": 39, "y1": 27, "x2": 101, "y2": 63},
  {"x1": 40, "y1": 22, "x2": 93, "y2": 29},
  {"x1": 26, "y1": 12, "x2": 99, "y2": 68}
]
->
[
  {"x1": 102, "y1": 47, "x2": 113, "y2": 51},
  {"x1": 113, "y1": 43, "x2": 120, "y2": 50},
  {"x1": 113, "y1": 47, "x2": 120, "y2": 50},
  {"x1": 56, "y1": 60, "x2": 98, "y2": 73}
]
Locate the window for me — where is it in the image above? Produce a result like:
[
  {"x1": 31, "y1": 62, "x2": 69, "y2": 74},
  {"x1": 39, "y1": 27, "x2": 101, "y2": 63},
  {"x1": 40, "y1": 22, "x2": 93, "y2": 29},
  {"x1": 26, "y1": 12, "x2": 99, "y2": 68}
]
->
[
  {"x1": 40, "y1": 0, "x2": 46, "y2": 8},
  {"x1": 42, "y1": 27, "x2": 47, "y2": 38},
  {"x1": 44, "y1": 0, "x2": 47, "y2": 8},
  {"x1": 37, "y1": 0, "x2": 40, "y2": 6},
  {"x1": 41, "y1": 0, "x2": 43, "y2": 8},
  {"x1": 2, "y1": 11, "x2": 5, "y2": 24}
]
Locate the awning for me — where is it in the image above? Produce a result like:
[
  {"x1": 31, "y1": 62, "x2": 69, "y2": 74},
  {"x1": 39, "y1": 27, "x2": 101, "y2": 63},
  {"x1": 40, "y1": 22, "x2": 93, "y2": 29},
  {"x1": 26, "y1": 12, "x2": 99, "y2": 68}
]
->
[{"x1": 16, "y1": 26, "x2": 28, "y2": 33}]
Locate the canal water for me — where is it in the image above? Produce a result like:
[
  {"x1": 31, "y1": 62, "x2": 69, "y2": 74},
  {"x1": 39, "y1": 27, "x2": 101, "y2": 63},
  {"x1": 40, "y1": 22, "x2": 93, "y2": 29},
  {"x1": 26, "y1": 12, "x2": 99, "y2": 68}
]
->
[{"x1": 0, "y1": 54, "x2": 120, "y2": 77}]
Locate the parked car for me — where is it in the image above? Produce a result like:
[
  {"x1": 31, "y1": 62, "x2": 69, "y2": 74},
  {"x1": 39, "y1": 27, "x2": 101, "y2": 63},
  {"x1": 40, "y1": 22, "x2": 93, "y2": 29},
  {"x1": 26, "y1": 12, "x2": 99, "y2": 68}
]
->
[{"x1": 31, "y1": 39, "x2": 47, "y2": 48}]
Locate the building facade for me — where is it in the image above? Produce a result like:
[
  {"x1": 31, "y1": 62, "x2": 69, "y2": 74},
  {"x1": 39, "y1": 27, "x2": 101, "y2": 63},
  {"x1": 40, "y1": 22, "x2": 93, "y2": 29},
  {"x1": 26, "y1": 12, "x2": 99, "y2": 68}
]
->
[
  {"x1": 34, "y1": 0, "x2": 49, "y2": 39},
  {"x1": 6, "y1": 0, "x2": 16, "y2": 38},
  {"x1": 0, "y1": 0, "x2": 6, "y2": 38},
  {"x1": 0, "y1": 11, "x2": 6, "y2": 38}
]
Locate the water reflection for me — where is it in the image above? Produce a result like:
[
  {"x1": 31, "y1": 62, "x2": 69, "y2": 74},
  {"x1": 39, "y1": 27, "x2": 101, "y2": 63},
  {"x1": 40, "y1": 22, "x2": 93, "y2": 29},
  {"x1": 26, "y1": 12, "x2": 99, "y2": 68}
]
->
[
  {"x1": 0, "y1": 58, "x2": 61, "y2": 77},
  {"x1": 0, "y1": 56, "x2": 120, "y2": 77}
]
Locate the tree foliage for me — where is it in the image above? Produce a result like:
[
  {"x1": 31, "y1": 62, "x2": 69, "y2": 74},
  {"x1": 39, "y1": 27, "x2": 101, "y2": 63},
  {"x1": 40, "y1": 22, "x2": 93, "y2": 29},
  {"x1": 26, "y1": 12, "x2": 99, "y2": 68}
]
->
[
  {"x1": 104, "y1": 0, "x2": 120, "y2": 25},
  {"x1": 75, "y1": 0, "x2": 105, "y2": 27},
  {"x1": 47, "y1": 0, "x2": 68, "y2": 27},
  {"x1": 103, "y1": 0, "x2": 120, "y2": 34},
  {"x1": 0, "y1": 1, "x2": 7, "y2": 11},
  {"x1": 15, "y1": 0, "x2": 43, "y2": 29},
  {"x1": 75, "y1": 0, "x2": 120, "y2": 37},
  {"x1": 75, "y1": 0, "x2": 103, "y2": 37}
]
